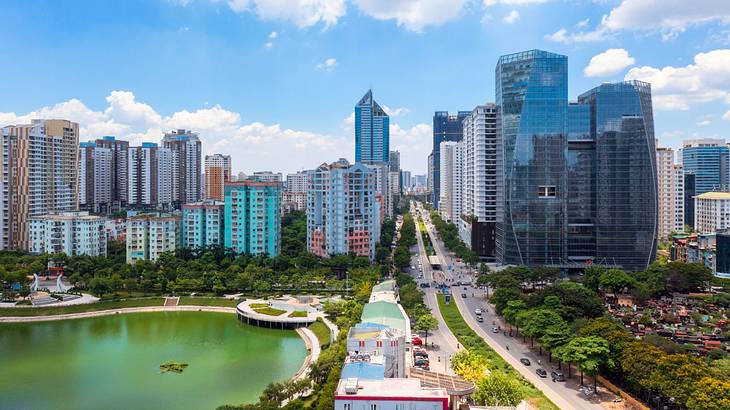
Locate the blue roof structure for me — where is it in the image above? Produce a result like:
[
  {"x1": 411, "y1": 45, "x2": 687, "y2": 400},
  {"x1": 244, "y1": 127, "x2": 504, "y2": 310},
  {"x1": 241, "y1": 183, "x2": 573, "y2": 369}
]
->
[{"x1": 340, "y1": 362, "x2": 385, "y2": 380}]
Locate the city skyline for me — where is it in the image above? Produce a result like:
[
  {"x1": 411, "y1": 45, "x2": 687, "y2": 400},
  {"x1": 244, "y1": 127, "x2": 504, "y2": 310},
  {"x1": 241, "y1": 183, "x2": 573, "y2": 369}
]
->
[{"x1": 2, "y1": 1, "x2": 730, "y2": 174}]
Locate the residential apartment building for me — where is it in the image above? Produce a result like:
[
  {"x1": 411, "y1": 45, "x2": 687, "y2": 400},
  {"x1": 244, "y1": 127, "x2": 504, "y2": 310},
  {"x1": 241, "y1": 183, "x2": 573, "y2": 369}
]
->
[
  {"x1": 204, "y1": 154, "x2": 231, "y2": 201},
  {"x1": 94, "y1": 136, "x2": 129, "y2": 210},
  {"x1": 224, "y1": 180, "x2": 281, "y2": 256},
  {"x1": 427, "y1": 152, "x2": 434, "y2": 196},
  {"x1": 355, "y1": 90, "x2": 389, "y2": 164},
  {"x1": 29, "y1": 211, "x2": 107, "y2": 256},
  {"x1": 285, "y1": 171, "x2": 308, "y2": 193},
  {"x1": 281, "y1": 191, "x2": 306, "y2": 213},
  {"x1": 400, "y1": 171, "x2": 412, "y2": 191},
  {"x1": 657, "y1": 146, "x2": 680, "y2": 239},
  {"x1": 685, "y1": 172, "x2": 697, "y2": 229},
  {"x1": 0, "y1": 119, "x2": 79, "y2": 251},
  {"x1": 79, "y1": 142, "x2": 113, "y2": 213},
  {"x1": 126, "y1": 213, "x2": 181, "y2": 263},
  {"x1": 674, "y1": 164, "x2": 685, "y2": 234},
  {"x1": 460, "y1": 104, "x2": 499, "y2": 259},
  {"x1": 306, "y1": 159, "x2": 379, "y2": 260},
  {"x1": 127, "y1": 143, "x2": 174, "y2": 210},
  {"x1": 162, "y1": 129, "x2": 202, "y2": 205},
  {"x1": 181, "y1": 201, "x2": 224, "y2": 249},
  {"x1": 251, "y1": 171, "x2": 283, "y2": 183},
  {"x1": 431, "y1": 110, "x2": 470, "y2": 208},
  {"x1": 682, "y1": 139, "x2": 729, "y2": 195},
  {"x1": 695, "y1": 192, "x2": 730, "y2": 234},
  {"x1": 438, "y1": 141, "x2": 463, "y2": 222}
]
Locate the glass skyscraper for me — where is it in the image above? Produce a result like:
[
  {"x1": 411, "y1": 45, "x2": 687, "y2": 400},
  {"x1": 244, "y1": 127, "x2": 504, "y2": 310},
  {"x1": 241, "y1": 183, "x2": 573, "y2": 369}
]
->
[
  {"x1": 495, "y1": 49, "x2": 657, "y2": 272},
  {"x1": 682, "y1": 139, "x2": 729, "y2": 195},
  {"x1": 355, "y1": 90, "x2": 389, "y2": 164},
  {"x1": 432, "y1": 111, "x2": 470, "y2": 207}
]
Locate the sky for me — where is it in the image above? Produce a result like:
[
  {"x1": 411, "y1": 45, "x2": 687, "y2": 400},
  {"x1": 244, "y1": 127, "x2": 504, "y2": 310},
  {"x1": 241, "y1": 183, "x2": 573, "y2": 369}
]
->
[{"x1": 1, "y1": 0, "x2": 729, "y2": 175}]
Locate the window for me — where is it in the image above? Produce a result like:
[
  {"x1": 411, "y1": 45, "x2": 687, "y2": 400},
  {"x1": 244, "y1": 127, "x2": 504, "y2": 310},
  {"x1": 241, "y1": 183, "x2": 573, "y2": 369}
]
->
[
  {"x1": 538, "y1": 185, "x2": 557, "y2": 198},
  {"x1": 343, "y1": 405, "x2": 351, "y2": 410}
]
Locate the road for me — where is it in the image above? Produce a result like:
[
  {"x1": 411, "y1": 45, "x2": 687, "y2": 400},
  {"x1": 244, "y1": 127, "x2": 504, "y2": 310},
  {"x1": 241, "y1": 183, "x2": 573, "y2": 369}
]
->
[{"x1": 415, "y1": 204, "x2": 606, "y2": 410}]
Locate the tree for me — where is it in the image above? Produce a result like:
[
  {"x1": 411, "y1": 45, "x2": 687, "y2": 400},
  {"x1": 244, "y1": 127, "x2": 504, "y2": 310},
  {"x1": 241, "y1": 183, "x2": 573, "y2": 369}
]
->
[
  {"x1": 599, "y1": 268, "x2": 636, "y2": 294},
  {"x1": 450, "y1": 350, "x2": 489, "y2": 382},
  {"x1": 519, "y1": 308, "x2": 565, "y2": 352},
  {"x1": 502, "y1": 299, "x2": 527, "y2": 334},
  {"x1": 539, "y1": 321, "x2": 572, "y2": 362},
  {"x1": 582, "y1": 266, "x2": 604, "y2": 292},
  {"x1": 554, "y1": 336, "x2": 612, "y2": 392},
  {"x1": 88, "y1": 277, "x2": 110, "y2": 297},
  {"x1": 686, "y1": 378, "x2": 730, "y2": 410},
  {"x1": 490, "y1": 287, "x2": 523, "y2": 314},
  {"x1": 415, "y1": 314, "x2": 439, "y2": 345},
  {"x1": 473, "y1": 372, "x2": 524, "y2": 406}
]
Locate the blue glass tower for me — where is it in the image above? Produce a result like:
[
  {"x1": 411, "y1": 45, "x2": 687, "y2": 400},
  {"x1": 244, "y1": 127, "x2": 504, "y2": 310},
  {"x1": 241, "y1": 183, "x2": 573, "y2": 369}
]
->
[
  {"x1": 682, "y1": 142, "x2": 729, "y2": 196},
  {"x1": 355, "y1": 90, "x2": 390, "y2": 164},
  {"x1": 432, "y1": 111, "x2": 470, "y2": 208}
]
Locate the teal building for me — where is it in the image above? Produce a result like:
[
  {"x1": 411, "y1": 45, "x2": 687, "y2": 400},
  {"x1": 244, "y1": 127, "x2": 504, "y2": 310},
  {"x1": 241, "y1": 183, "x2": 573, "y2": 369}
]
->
[
  {"x1": 224, "y1": 180, "x2": 281, "y2": 256},
  {"x1": 181, "y1": 201, "x2": 224, "y2": 249}
]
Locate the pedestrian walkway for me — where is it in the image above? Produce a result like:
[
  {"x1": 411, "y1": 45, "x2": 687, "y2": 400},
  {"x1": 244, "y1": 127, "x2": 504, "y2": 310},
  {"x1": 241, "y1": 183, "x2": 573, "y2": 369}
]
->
[{"x1": 164, "y1": 296, "x2": 179, "y2": 307}]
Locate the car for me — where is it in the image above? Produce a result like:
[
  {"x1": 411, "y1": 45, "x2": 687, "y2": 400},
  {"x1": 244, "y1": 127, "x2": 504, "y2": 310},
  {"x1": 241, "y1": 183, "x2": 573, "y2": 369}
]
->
[
  {"x1": 520, "y1": 358, "x2": 531, "y2": 366},
  {"x1": 415, "y1": 364, "x2": 430, "y2": 371},
  {"x1": 414, "y1": 358, "x2": 430, "y2": 367},
  {"x1": 551, "y1": 371, "x2": 566, "y2": 382},
  {"x1": 492, "y1": 327, "x2": 500, "y2": 333},
  {"x1": 474, "y1": 308, "x2": 483, "y2": 315},
  {"x1": 476, "y1": 316, "x2": 484, "y2": 323},
  {"x1": 413, "y1": 351, "x2": 428, "y2": 359},
  {"x1": 411, "y1": 336, "x2": 423, "y2": 346},
  {"x1": 461, "y1": 293, "x2": 467, "y2": 298},
  {"x1": 411, "y1": 266, "x2": 416, "y2": 270},
  {"x1": 463, "y1": 286, "x2": 467, "y2": 291},
  {"x1": 536, "y1": 368, "x2": 548, "y2": 378}
]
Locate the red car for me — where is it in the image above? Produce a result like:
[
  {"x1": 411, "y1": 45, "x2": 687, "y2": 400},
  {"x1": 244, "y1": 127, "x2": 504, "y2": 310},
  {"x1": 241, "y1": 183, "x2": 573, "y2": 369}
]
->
[{"x1": 411, "y1": 336, "x2": 423, "y2": 345}]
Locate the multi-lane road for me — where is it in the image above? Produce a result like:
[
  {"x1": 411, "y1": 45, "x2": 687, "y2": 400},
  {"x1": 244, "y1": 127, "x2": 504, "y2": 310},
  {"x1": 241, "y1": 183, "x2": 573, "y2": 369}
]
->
[{"x1": 413, "y1": 202, "x2": 609, "y2": 410}]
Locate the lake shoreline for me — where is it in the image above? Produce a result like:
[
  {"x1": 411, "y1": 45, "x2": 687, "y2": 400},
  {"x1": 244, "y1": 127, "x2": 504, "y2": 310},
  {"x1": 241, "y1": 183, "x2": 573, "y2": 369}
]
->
[{"x1": 0, "y1": 305, "x2": 237, "y2": 322}]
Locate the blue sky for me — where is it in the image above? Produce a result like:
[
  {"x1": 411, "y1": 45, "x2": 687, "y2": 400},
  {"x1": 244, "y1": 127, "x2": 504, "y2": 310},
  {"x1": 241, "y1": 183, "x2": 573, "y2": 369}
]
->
[{"x1": 1, "y1": 0, "x2": 729, "y2": 174}]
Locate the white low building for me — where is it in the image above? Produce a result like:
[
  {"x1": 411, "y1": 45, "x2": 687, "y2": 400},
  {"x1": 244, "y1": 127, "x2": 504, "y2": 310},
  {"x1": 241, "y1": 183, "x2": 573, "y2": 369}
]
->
[
  {"x1": 29, "y1": 212, "x2": 107, "y2": 256},
  {"x1": 695, "y1": 192, "x2": 730, "y2": 234},
  {"x1": 334, "y1": 378, "x2": 448, "y2": 410}
]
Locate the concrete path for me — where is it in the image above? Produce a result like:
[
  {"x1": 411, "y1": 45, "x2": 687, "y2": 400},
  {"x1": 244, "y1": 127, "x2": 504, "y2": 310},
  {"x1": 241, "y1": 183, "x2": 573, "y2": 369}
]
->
[{"x1": 0, "y1": 305, "x2": 237, "y2": 323}]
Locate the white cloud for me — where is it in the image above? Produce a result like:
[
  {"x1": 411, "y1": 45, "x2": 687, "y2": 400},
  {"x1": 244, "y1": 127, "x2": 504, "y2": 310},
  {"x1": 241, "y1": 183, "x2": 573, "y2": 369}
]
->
[
  {"x1": 583, "y1": 48, "x2": 635, "y2": 77},
  {"x1": 483, "y1": 0, "x2": 547, "y2": 5},
  {"x1": 624, "y1": 49, "x2": 730, "y2": 111},
  {"x1": 545, "y1": 26, "x2": 610, "y2": 43},
  {"x1": 576, "y1": 18, "x2": 589, "y2": 28},
  {"x1": 0, "y1": 91, "x2": 354, "y2": 174},
  {"x1": 352, "y1": 0, "x2": 467, "y2": 32},
  {"x1": 341, "y1": 112, "x2": 355, "y2": 131},
  {"x1": 265, "y1": 41, "x2": 274, "y2": 48},
  {"x1": 382, "y1": 105, "x2": 409, "y2": 117},
  {"x1": 268, "y1": 31, "x2": 278, "y2": 39},
  {"x1": 223, "y1": 0, "x2": 346, "y2": 28},
  {"x1": 696, "y1": 119, "x2": 711, "y2": 126},
  {"x1": 724, "y1": 111, "x2": 730, "y2": 121},
  {"x1": 503, "y1": 9, "x2": 519, "y2": 24},
  {"x1": 316, "y1": 57, "x2": 338, "y2": 71},
  {"x1": 390, "y1": 122, "x2": 432, "y2": 173}
]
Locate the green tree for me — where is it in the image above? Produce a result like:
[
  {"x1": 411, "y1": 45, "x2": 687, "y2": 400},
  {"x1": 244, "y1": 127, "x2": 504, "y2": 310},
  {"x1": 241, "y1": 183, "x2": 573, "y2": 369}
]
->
[
  {"x1": 539, "y1": 321, "x2": 572, "y2": 362},
  {"x1": 519, "y1": 308, "x2": 565, "y2": 353},
  {"x1": 450, "y1": 350, "x2": 489, "y2": 382},
  {"x1": 686, "y1": 378, "x2": 730, "y2": 410},
  {"x1": 599, "y1": 268, "x2": 636, "y2": 294},
  {"x1": 473, "y1": 372, "x2": 524, "y2": 406},
  {"x1": 582, "y1": 266, "x2": 604, "y2": 292},
  {"x1": 415, "y1": 314, "x2": 439, "y2": 345},
  {"x1": 502, "y1": 299, "x2": 527, "y2": 334},
  {"x1": 490, "y1": 287, "x2": 522, "y2": 314},
  {"x1": 555, "y1": 336, "x2": 612, "y2": 392}
]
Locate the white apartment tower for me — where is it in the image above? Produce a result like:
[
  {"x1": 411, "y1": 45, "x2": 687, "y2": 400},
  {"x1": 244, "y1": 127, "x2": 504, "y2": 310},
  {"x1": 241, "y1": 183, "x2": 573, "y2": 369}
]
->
[
  {"x1": 674, "y1": 164, "x2": 685, "y2": 233},
  {"x1": 128, "y1": 143, "x2": 174, "y2": 209},
  {"x1": 286, "y1": 172, "x2": 309, "y2": 193},
  {"x1": 29, "y1": 211, "x2": 107, "y2": 256},
  {"x1": 126, "y1": 213, "x2": 181, "y2": 263},
  {"x1": 438, "y1": 141, "x2": 463, "y2": 222},
  {"x1": 656, "y1": 146, "x2": 677, "y2": 239},
  {"x1": 79, "y1": 142, "x2": 113, "y2": 213},
  {"x1": 163, "y1": 130, "x2": 202, "y2": 205}
]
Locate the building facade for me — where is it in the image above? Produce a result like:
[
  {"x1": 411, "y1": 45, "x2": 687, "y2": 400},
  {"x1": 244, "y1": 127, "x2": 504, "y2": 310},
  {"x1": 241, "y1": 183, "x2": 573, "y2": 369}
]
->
[
  {"x1": 204, "y1": 154, "x2": 231, "y2": 201},
  {"x1": 128, "y1": 143, "x2": 174, "y2": 210},
  {"x1": 306, "y1": 159, "x2": 379, "y2": 260},
  {"x1": 286, "y1": 171, "x2": 309, "y2": 193},
  {"x1": 0, "y1": 119, "x2": 79, "y2": 251},
  {"x1": 657, "y1": 146, "x2": 681, "y2": 239},
  {"x1": 438, "y1": 141, "x2": 463, "y2": 222},
  {"x1": 94, "y1": 136, "x2": 129, "y2": 210},
  {"x1": 181, "y1": 201, "x2": 224, "y2": 249},
  {"x1": 224, "y1": 180, "x2": 281, "y2": 256},
  {"x1": 685, "y1": 172, "x2": 696, "y2": 229},
  {"x1": 682, "y1": 139, "x2": 729, "y2": 195},
  {"x1": 79, "y1": 142, "x2": 113, "y2": 213},
  {"x1": 431, "y1": 111, "x2": 470, "y2": 208},
  {"x1": 695, "y1": 192, "x2": 730, "y2": 234},
  {"x1": 126, "y1": 213, "x2": 181, "y2": 263},
  {"x1": 163, "y1": 129, "x2": 202, "y2": 206},
  {"x1": 29, "y1": 212, "x2": 107, "y2": 256},
  {"x1": 355, "y1": 90, "x2": 390, "y2": 164},
  {"x1": 674, "y1": 164, "x2": 685, "y2": 234}
]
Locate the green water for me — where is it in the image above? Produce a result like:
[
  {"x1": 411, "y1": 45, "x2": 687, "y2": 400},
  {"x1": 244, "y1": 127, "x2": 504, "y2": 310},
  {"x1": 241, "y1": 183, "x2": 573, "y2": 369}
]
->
[{"x1": 0, "y1": 311, "x2": 307, "y2": 410}]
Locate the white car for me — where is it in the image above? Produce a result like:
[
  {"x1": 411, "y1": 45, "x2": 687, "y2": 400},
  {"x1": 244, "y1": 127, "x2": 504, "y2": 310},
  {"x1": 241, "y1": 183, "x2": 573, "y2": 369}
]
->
[{"x1": 474, "y1": 309, "x2": 482, "y2": 315}]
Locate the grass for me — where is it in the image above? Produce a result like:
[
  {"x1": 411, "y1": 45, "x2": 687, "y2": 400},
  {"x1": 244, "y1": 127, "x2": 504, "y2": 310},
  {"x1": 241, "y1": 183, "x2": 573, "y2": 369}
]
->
[
  {"x1": 250, "y1": 303, "x2": 269, "y2": 309},
  {"x1": 288, "y1": 310, "x2": 308, "y2": 318},
  {"x1": 437, "y1": 294, "x2": 558, "y2": 410},
  {"x1": 308, "y1": 319, "x2": 331, "y2": 347},
  {"x1": 178, "y1": 297, "x2": 238, "y2": 307},
  {"x1": 253, "y1": 307, "x2": 287, "y2": 316},
  {"x1": 0, "y1": 298, "x2": 166, "y2": 317}
]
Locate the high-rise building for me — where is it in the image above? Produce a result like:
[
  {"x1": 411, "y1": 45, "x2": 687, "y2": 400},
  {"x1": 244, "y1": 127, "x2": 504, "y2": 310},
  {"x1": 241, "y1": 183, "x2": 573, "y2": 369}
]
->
[
  {"x1": 181, "y1": 201, "x2": 224, "y2": 248},
  {"x1": 682, "y1": 139, "x2": 729, "y2": 195},
  {"x1": 0, "y1": 119, "x2": 80, "y2": 250},
  {"x1": 355, "y1": 90, "x2": 389, "y2": 164},
  {"x1": 162, "y1": 129, "x2": 202, "y2": 205},
  {"x1": 495, "y1": 49, "x2": 657, "y2": 272},
  {"x1": 251, "y1": 171, "x2": 283, "y2": 183},
  {"x1": 306, "y1": 159, "x2": 379, "y2": 260},
  {"x1": 389, "y1": 150, "x2": 400, "y2": 171},
  {"x1": 204, "y1": 154, "x2": 231, "y2": 201},
  {"x1": 657, "y1": 146, "x2": 679, "y2": 239},
  {"x1": 400, "y1": 171, "x2": 412, "y2": 191},
  {"x1": 29, "y1": 211, "x2": 107, "y2": 256},
  {"x1": 432, "y1": 111, "x2": 470, "y2": 207},
  {"x1": 438, "y1": 141, "x2": 463, "y2": 222},
  {"x1": 95, "y1": 136, "x2": 129, "y2": 209},
  {"x1": 224, "y1": 180, "x2": 281, "y2": 256},
  {"x1": 695, "y1": 192, "x2": 730, "y2": 234},
  {"x1": 674, "y1": 164, "x2": 685, "y2": 234},
  {"x1": 126, "y1": 213, "x2": 181, "y2": 263},
  {"x1": 128, "y1": 143, "x2": 174, "y2": 210},
  {"x1": 427, "y1": 152, "x2": 434, "y2": 196},
  {"x1": 79, "y1": 142, "x2": 113, "y2": 213},
  {"x1": 460, "y1": 104, "x2": 499, "y2": 259},
  {"x1": 286, "y1": 172, "x2": 309, "y2": 193},
  {"x1": 684, "y1": 172, "x2": 696, "y2": 229}
]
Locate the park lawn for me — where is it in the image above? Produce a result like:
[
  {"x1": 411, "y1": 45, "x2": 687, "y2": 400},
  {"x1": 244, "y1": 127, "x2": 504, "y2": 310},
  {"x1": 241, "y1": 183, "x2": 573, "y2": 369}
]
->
[
  {"x1": 250, "y1": 303, "x2": 269, "y2": 309},
  {"x1": 179, "y1": 297, "x2": 238, "y2": 307},
  {"x1": 0, "y1": 298, "x2": 166, "y2": 317},
  {"x1": 437, "y1": 294, "x2": 558, "y2": 410},
  {"x1": 288, "y1": 310, "x2": 308, "y2": 318},
  {"x1": 253, "y1": 307, "x2": 287, "y2": 316},
  {"x1": 308, "y1": 319, "x2": 331, "y2": 347}
]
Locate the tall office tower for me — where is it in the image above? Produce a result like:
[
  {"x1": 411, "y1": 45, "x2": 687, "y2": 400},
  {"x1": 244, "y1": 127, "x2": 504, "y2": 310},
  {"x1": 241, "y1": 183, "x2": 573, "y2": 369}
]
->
[
  {"x1": 388, "y1": 171, "x2": 401, "y2": 212},
  {"x1": 577, "y1": 81, "x2": 657, "y2": 272},
  {"x1": 162, "y1": 129, "x2": 202, "y2": 205},
  {"x1": 181, "y1": 201, "x2": 224, "y2": 249},
  {"x1": 0, "y1": 119, "x2": 79, "y2": 250},
  {"x1": 251, "y1": 171, "x2": 283, "y2": 183},
  {"x1": 79, "y1": 142, "x2": 113, "y2": 213},
  {"x1": 29, "y1": 211, "x2": 107, "y2": 256},
  {"x1": 126, "y1": 213, "x2": 181, "y2": 263},
  {"x1": 389, "y1": 150, "x2": 400, "y2": 171},
  {"x1": 355, "y1": 90, "x2": 390, "y2": 164},
  {"x1": 128, "y1": 143, "x2": 174, "y2": 210},
  {"x1": 432, "y1": 111, "x2": 470, "y2": 207},
  {"x1": 400, "y1": 171, "x2": 412, "y2": 191},
  {"x1": 438, "y1": 141, "x2": 463, "y2": 222},
  {"x1": 657, "y1": 146, "x2": 677, "y2": 239},
  {"x1": 427, "y1": 152, "x2": 434, "y2": 195},
  {"x1": 306, "y1": 159, "x2": 379, "y2": 260},
  {"x1": 95, "y1": 136, "x2": 129, "y2": 209},
  {"x1": 684, "y1": 172, "x2": 696, "y2": 229},
  {"x1": 496, "y1": 49, "x2": 656, "y2": 271},
  {"x1": 286, "y1": 172, "x2": 309, "y2": 193},
  {"x1": 682, "y1": 139, "x2": 729, "y2": 195},
  {"x1": 674, "y1": 164, "x2": 685, "y2": 233},
  {"x1": 204, "y1": 154, "x2": 231, "y2": 201},
  {"x1": 224, "y1": 180, "x2": 281, "y2": 256},
  {"x1": 460, "y1": 104, "x2": 499, "y2": 259}
]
